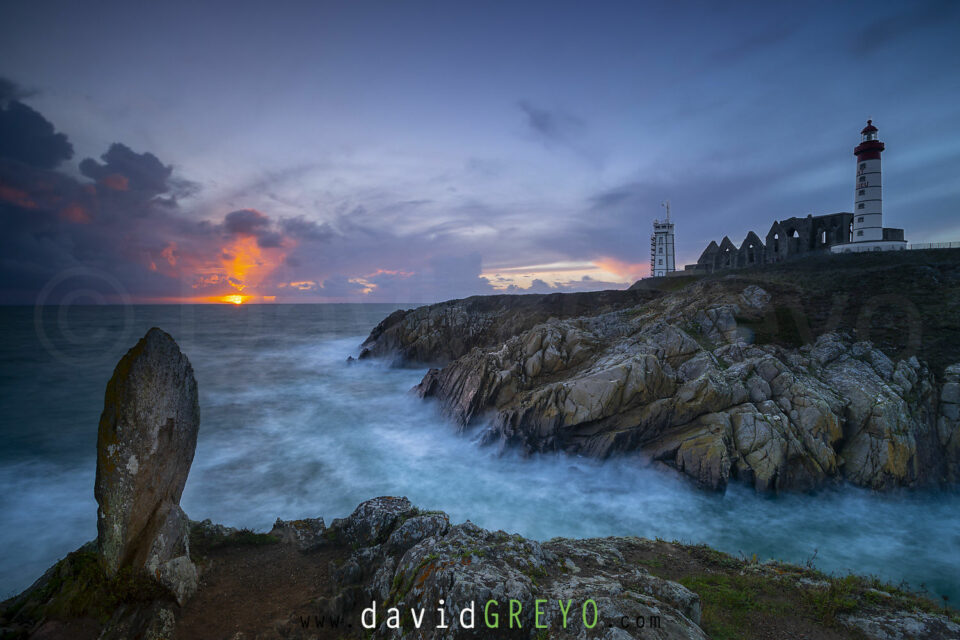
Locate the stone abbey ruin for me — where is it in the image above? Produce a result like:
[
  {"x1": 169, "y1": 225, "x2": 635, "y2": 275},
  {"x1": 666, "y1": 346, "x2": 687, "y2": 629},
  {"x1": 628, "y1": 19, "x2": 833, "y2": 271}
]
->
[{"x1": 689, "y1": 212, "x2": 905, "y2": 273}]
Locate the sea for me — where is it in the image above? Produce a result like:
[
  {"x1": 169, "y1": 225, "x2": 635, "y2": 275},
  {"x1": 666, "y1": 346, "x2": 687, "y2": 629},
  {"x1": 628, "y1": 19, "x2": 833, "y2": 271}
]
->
[{"x1": 1, "y1": 303, "x2": 959, "y2": 604}]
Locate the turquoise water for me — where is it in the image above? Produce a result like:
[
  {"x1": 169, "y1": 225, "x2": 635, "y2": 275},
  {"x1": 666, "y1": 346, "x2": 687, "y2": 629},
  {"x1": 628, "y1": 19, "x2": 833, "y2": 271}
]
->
[{"x1": 1, "y1": 304, "x2": 958, "y2": 604}]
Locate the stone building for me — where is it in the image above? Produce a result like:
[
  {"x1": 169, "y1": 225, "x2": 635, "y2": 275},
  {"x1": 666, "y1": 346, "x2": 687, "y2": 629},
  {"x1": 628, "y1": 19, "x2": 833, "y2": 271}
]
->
[
  {"x1": 690, "y1": 120, "x2": 906, "y2": 274},
  {"x1": 830, "y1": 120, "x2": 907, "y2": 253},
  {"x1": 690, "y1": 212, "x2": 855, "y2": 273},
  {"x1": 650, "y1": 201, "x2": 676, "y2": 277}
]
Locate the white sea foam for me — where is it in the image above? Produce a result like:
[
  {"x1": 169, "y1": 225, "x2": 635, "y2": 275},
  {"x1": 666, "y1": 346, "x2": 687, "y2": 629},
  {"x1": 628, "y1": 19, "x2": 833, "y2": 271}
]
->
[{"x1": 2, "y1": 305, "x2": 958, "y2": 604}]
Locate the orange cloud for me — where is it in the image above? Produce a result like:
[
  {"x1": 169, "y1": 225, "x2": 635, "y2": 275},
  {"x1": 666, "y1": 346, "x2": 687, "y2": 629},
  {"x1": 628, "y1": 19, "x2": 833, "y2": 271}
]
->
[
  {"x1": 60, "y1": 203, "x2": 92, "y2": 224},
  {"x1": 349, "y1": 277, "x2": 376, "y2": 294},
  {"x1": 214, "y1": 234, "x2": 288, "y2": 294},
  {"x1": 0, "y1": 184, "x2": 37, "y2": 209},
  {"x1": 191, "y1": 273, "x2": 226, "y2": 288},
  {"x1": 279, "y1": 280, "x2": 318, "y2": 290},
  {"x1": 161, "y1": 243, "x2": 177, "y2": 266},
  {"x1": 137, "y1": 210, "x2": 294, "y2": 302},
  {"x1": 365, "y1": 268, "x2": 414, "y2": 278},
  {"x1": 100, "y1": 173, "x2": 129, "y2": 191},
  {"x1": 592, "y1": 257, "x2": 648, "y2": 280}
]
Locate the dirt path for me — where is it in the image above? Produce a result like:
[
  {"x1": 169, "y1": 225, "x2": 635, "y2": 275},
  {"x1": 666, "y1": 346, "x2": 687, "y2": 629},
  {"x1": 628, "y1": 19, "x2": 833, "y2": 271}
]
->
[{"x1": 175, "y1": 543, "x2": 346, "y2": 640}]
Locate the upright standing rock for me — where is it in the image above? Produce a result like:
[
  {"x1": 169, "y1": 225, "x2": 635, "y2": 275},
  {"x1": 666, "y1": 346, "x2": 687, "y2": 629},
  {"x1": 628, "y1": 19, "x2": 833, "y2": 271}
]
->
[{"x1": 95, "y1": 327, "x2": 199, "y2": 605}]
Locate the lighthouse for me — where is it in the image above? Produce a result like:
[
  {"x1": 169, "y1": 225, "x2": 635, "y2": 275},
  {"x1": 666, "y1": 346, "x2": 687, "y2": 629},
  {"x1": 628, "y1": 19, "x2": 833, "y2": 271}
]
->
[
  {"x1": 853, "y1": 120, "x2": 884, "y2": 242},
  {"x1": 831, "y1": 120, "x2": 906, "y2": 253},
  {"x1": 650, "y1": 200, "x2": 676, "y2": 277}
]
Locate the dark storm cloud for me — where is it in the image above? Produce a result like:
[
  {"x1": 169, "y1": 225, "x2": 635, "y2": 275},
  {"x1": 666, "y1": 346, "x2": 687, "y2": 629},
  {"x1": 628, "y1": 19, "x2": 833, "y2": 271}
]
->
[
  {"x1": 221, "y1": 208, "x2": 286, "y2": 248},
  {"x1": 0, "y1": 158, "x2": 91, "y2": 299},
  {"x1": 252, "y1": 231, "x2": 283, "y2": 248},
  {"x1": 0, "y1": 78, "x2": 73, "y2": 170},
  {"x1": 220, "y1": 208, "x2": 334, "y2": 249},
  {"x1": 0, "y1": 77, "x2": 35, "y2": 102},
  {"x1": 79, "y1": 143, "x2": 174, "y2": 197},
  {"x1": 0, "y1": 90, "x2": 551, "y2": 302},
  {"x1": 279, "y1": 216, "x2": 335, "y2": 243},
  {"x1": 223, "y1": 208, "x2": 269, "y2": 235},
  {"x1": 0, "y1": 94, "x2": 244, "y2": 303},
  {"x1": 0, "y1": 152, "x2": 221, "y2": 303},
  {"x1": 4, "y1": 1, "x2": 956, "y2": 304}
]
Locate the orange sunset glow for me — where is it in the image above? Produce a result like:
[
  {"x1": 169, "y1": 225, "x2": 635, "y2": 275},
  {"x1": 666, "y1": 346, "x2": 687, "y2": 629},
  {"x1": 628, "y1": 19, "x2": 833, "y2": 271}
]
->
[
  {"x1": 221, "y1": 235, "x2": 282, "y2": 291},
  {"x1": 481, "y1": 258, "x2": 648, "y2": 290},
  {"x1": 176, "y1": 231, "x2": 290, "y2": 303}
]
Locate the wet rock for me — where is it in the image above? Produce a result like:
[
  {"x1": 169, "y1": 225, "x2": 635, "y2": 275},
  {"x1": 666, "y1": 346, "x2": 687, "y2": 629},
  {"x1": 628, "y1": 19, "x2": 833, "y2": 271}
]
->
[
  {"x1": 325, "y1": 497, "x2": 707, "y2": 639},
  {"x1": 839, "y1": 608, "x2": 960, "y2": 640},
  {"x1": 358, "y1": 290, "x2": 663, "y2": 365},
  {"x1": 94, "y1": 327, "x2": 199, "y2": 604},
  {"x1": 405, "y1": 282, "x2": 959, "y2": 492}
]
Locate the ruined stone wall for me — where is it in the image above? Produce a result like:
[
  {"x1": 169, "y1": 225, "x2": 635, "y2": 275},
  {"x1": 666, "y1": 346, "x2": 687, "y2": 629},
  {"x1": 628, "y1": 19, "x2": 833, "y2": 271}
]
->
[{"x1": 694, "y1": 212, "x2": 854, "y2": 273}]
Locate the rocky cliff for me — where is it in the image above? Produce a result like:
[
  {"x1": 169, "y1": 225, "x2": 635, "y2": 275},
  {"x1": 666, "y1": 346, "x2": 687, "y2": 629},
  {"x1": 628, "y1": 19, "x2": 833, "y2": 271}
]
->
[
  {"x1": 358, "y1": 288, "x2": 667, "y2": 365},
  {"x1": 298, "y1": 496, "x2": 960, "y2": 640},
  {"x1": 361, "y1": 256, "x2": 960, "y2": 493},
  {"x1": 4, "y1": 327, "x2": 960, "y2": 639}
]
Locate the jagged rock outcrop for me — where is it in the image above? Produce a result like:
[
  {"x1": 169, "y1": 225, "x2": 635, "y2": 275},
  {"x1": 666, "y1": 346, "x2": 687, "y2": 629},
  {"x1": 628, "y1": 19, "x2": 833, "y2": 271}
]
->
[
  {"x1": 9, "y1": 498, "x2": 960, "y2": 640},
  {"x1": 320, "y1": 497, "x2": 708, "y2": 639},
  {"x1": 938, "y1": 364, "x2": 960, "y2": 474},
  {"x1": 395, "y1": 281, "x2": 960, "y2": 492},
  {"x1": 358, "y1": 289, "x2": 665, "y2": 365},
  {"x1": 839, "y1": 608, "x2": 960, "y2": 640},
  {"x1": 94, "y1": 327, "x2": 200, "y2": 605},
  {"x1": 269, "y1": 516, "x2": 327, "y2": 550}
]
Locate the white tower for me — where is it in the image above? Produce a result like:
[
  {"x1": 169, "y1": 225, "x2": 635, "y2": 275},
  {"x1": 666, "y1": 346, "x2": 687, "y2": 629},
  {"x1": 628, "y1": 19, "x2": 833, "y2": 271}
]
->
[
  {"x1": 853, "y1": 119, "x2": 884, "y2": 242},
  {"x1": 831, "y1": 119, "x2": 906, "y2": 254},
  {"x1": 650, "y1": 201, "x2": 675, "y2": 277}
]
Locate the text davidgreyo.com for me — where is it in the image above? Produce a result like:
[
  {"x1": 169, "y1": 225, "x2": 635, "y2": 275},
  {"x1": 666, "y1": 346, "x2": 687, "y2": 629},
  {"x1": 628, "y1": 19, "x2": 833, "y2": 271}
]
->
[{"x1": 346, "y1": 598, "x2": 663, "y2": 631}]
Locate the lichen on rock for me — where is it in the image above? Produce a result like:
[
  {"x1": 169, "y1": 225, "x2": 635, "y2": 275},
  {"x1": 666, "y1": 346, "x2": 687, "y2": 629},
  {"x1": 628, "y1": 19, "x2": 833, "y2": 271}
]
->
[
  {"x1": 361, "y1": 280, "x2": 960, "y2": 493},
  {"x1": 320, "y1": 496, "x2": 708, "y2": 639},
  {"x1": 94, "y1": 327, "x2": 200, "y2": 605}
]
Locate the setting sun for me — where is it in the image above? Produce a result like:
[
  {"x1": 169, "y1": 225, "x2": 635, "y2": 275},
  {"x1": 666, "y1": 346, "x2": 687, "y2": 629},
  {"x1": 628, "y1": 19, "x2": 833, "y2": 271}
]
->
[{"x1": 221, "y1": 294, "x2": 248, "y2": 305}]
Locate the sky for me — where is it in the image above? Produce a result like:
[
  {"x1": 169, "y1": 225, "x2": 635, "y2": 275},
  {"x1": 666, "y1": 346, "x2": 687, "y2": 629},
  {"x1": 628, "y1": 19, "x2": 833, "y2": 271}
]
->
[{"x1": 1, "y1": 0, "x2": 958, "y2": 304}]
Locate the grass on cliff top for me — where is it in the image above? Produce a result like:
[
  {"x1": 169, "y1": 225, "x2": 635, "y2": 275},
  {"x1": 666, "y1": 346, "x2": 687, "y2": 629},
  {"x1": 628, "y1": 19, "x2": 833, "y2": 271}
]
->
[
  {"x1": 634, "y1": 540, "x2": 958, "y2": 640},
  {"x1": 189, "y1": 524, "x2": 279, "y2": 562}
]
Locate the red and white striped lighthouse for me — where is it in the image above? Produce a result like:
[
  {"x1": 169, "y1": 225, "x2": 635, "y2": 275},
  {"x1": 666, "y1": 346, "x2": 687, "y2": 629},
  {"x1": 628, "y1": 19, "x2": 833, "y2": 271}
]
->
[{"x1": 852, "y1": 119, "x2": 884, "y2": 242}]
